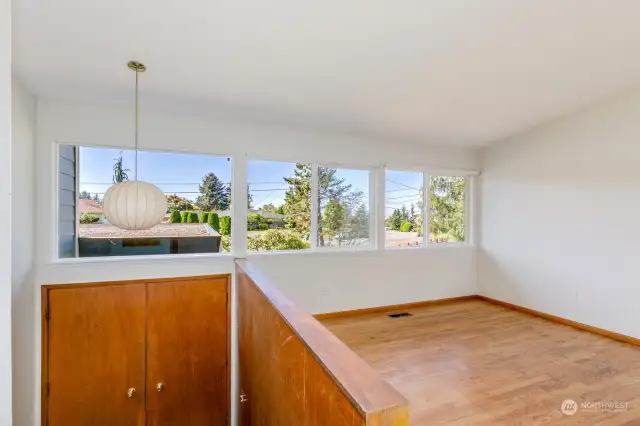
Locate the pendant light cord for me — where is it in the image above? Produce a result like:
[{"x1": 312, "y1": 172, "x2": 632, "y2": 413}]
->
[{"x1": 134, "y1": 69, "x2": 139, "y2": 181}]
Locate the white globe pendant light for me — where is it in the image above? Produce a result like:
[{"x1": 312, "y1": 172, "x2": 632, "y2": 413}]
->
[{"x1": 102, "y1": 61, "x2": 167, "y2": 230}]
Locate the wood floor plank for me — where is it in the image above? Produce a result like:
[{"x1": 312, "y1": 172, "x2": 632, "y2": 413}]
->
[{"x1": 321, "y1": 300, "x2": 640, "y2": 425}]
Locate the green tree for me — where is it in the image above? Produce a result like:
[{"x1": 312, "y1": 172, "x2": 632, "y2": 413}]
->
[
  {"x1": 276, "y1": 205, "x2": 285, "y2": 215},
  {"x1": 112, "y1": 153, "x2": 130, "y2": 183},
  {"x1": 208, "y1": 212, "x2": 221, "y2": 232},
  {"x1": 195, "y1": 172, "x2": 230, "y2": 211},
  {"x1": 169, "y1": 210, "x2": 182, "y2": 223},
  {"x1": 322, "y1": 200, "x2": 346, "y2": 245},
  {"x1": 247, "y1": 230, "x2": 310, "y2": 251},
  {"x1": 247, "y1": 213, "x2": 264, "y2": 230},
  {"x1": 429, "y1": 176, "x2": 465, "y2": 241},
  {"x1": 79, "y1": 213, "x2": 100, "y2": 224},
  {"x1": 166, "y1": 194, "x2": 194, "y2": 213},
  {"x1": 400, "y1": 205, "x2": 410, "y2": 223},
  {"x1": 282, "y1": 164, "x2": 312, "y2": 237},
  {"x1": 261, "y1": 203, "x2": 277, "y2": 213},
  {"x1": 350, "y1": 203, "x2": 369, "y2": 239},
  {"x1": 281, "y1": 165, "x2": 355, "y2": 246},
  {"x1": 386, "y1": 209, "x2": 403, "y2": 231},
  {"x1": 247, "y1": 184, "x2": 253, "y2": 209},
  {"x1": 201, "y1": 212, "x2": 210, "y2": 224},
  {"x1": 187, "y1": 212, "x2": 199, "y2": 223},
  {"x1": 181, "y1": 211, "x2": 189, "y2": 223},
  {"x1": 220, "y1": 216, "x2": 232, "y2": 236},
  {"x1": 317, "y1": 167, "x2": 356, "y2": 246},
  {"x1": 79, "y1": 190, "x2": 91, "y2": 200},
  {"x1": 415, "y1": 211, "x2": 423, "y2": 237},
  {"x1": 220, "y1": 235, "x2": 230, "y2": 252}
]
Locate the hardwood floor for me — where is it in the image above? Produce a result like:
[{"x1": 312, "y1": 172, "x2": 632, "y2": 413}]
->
[{"x1": 320, "y1": 300, "x2": 640, "y2": 425}]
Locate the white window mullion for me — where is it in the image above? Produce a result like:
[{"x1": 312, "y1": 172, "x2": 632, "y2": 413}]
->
[
  {"x1": 74, "y1": 146, "x2": 80, "y2": 258},
  {"x1": 310, "y1": 163, "x2": 319, "y2": 250},
  {"x1": 374, "y1": 165, "x2": 385, "y2": 250},
  {"x1": 231, "y1": 155, "x2": 248, "y2": 257},
  {"x1": 465, "y1": 176, "x2": 473, "y2": 245},
  {"x1": 423, "y1": 172, "x2": 430, "y2": 247}
]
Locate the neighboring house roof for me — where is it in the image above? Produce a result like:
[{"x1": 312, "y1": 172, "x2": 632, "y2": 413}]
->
[
  {"x1": 79, "y1": 223, "x2": 217, "y2": 239},
  {"x1": 79, "y1": 199, "x2": 103, "y2": 214}
]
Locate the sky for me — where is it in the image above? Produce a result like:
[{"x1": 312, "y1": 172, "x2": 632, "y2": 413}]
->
[
  {"x1": 247, "y1": 161, "x2": 371, "y2": 209},
  {"x1": 79, "y1": 147, "x2": 232, "y2": 201},
  {"x1": 385, "y1": 170, "x2": 424, "y2": 218},
  {"x1": 78, "y1": 147, "x2": 422, "y2": 216}
]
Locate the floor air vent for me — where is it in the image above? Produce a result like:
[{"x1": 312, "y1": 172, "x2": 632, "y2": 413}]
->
[{"x1": 388, "y1": 312, "x2": 412, "y2": 318}]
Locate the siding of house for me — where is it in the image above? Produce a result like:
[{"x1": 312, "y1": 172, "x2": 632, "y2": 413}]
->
[{"x1": 58, "y1": 145, "x2": 76, "y2": 258}]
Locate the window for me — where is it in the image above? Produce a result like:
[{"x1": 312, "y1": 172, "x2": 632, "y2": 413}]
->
[
  {"x1": 317, "y1": 166, "x2": 370, "y2": 248},
  {"x1": 428, "y1": 176, "x2": 465, "y2": 243},
  {"x1": 385, "y1": 170, "x2": 424, "y2": 248},
  {"x1": 58, "y1": 145, "x2": 232, "y2": 258},
  {"x1": 247, "y1": 160, "x2": 311, "y2": 252},
  {"x1": 56, "y1": 145, "x2": 471, "y2": 259}
]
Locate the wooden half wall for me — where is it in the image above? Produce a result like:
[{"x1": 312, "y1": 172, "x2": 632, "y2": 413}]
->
[{"x1": 236, "y1": 260, "x2": 410, "y2": 426}]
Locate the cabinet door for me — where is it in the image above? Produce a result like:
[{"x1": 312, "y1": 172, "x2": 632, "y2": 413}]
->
[
  {"x1": 47, "y1": 284, "x2": 146, "y2": 426},
  {"x1": 146, "y1": 277, "x2": 229, "y2": 426}
]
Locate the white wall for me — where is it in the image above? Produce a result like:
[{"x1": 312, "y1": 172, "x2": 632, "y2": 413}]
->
[
  {"x1": 250, "y1": 247, "x2": 477, "y2": 314},
  {"x1": 479, "y1": 88, "x2": 640, "y2": 339},
  {"x1": 1, "y1": 0, "x2": 12, "y2": 422},
  {"x1": 11, "y1": 79, "x2": 37, "y2": 426},
  {"x1": 31, "y1": 97, "x2": 479, "y2": 426},
  {"x1": 35, "y1": 98, "x2": 479, "y2": 285}
]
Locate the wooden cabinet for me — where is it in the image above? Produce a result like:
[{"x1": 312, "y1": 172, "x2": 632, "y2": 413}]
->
[
  {"x1": 46, "y1": 284, "x2": 147, "y2": 426},
  {"x1": 146, "y1": 278, "x2": 228, "y2": 426},
  {"x1": 42, "y1": 275, "x2": 230, "y2": 426}
]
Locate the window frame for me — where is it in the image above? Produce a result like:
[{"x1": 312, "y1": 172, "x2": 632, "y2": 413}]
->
[
  {"x1": 52, "y1": 142, "x2": 477, "y2": 263},
  {"x1": 313, "y1": 163, "x2": 375, "y2": 252},
  {"x1": 54, "y1": 142, "x2": 235, "y2": 260},
  {"x1": 245, "y1": 157, "x2": 313, "y2": 254},
  {"x1": 382, "y1": 168, "x2": 426, "y2": 250},
  {"x1": 381, "y1": 167, "x2": 476, "y2": 250},
  {"x1": 425, "y1": 173, "x2": 470, "y2": 246}
]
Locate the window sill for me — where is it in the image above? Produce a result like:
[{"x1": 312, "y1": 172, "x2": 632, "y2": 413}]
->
[
  {"x1": 47, "y1": 243, "x2": 475, "y2": 265},
  {"x1": 247, "y1": 246, "x2": 376, "y2": 258},
  {"x1": 385, "y1": 242, "x2": 473, "y2": 251},
  {"x1": 245, "y1": 242, "x2": 474, "y2": 257},
  {"x1": 48, "y1": 252, "x2": 234, "y2": 266}
]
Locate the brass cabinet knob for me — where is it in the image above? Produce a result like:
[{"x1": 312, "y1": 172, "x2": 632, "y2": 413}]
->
[
  {"x1": 156, "y1": 383, "x2": 164, "y2": 392},
  {"x1": 127, "y1": 388, "x2": 136, "y2": 398},
  {"x1": 240, "y1": 392, "x2": 248, "y2": 403}
]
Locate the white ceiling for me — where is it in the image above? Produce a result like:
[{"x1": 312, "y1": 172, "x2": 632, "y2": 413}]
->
[{"x1": 12, "y1": 0, "x2": 640, "y2": 146}]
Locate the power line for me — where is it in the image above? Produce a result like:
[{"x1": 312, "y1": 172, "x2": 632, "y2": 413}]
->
[
  {"x1": 386, "y1": 193, "x2": 421, "y2": 201},
  {"x1": 386, "y1": 188, "x2": 418, "y2": 193},
  {"x1": 252, "y1": 190, "x2": 281, "y2": 207},
  {"x1": 385, "y1": 179, "x2": 421, "y2": 192},
  {"x1": 249, "y1": 188, "x2": 289, "y2": 192},
  {"x1": 247, "y1": 181, "x2": 288, "y2": 185}
]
